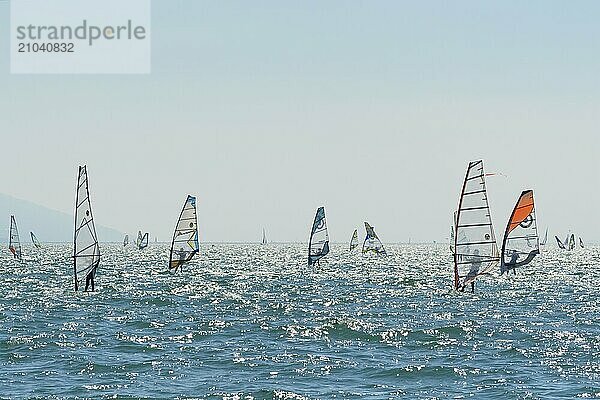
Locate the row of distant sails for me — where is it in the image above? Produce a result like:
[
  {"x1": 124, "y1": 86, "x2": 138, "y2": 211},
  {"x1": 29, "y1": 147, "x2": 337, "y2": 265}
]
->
[{"x1": 307, "y1": 206, "x2": 386, "y2": 266}]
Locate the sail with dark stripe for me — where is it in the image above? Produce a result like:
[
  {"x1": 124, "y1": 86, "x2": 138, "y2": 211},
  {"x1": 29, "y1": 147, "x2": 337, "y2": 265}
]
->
[
  {"x1": 362, "y1": 222, "x2": 386, "y2": 255},
  {"x1": 73, "y1": 166, "x2": 100, "y2": 291},
  {"x1": 453, "y1": 160, "x2": 499, "y2": 290},
  {"x1": 500, "y1": 190, "x2": 539, "y2": 274},
  {"x1": 169, "y1": 195, "x2": 199, "y2": 271},
  {"x1": 350, "y1": 229, "x2": 359, "y2": 251},
  {"x1": 138, "y1": 232, "x2": 149, "y2": 250},
  {"x1": 30, "y1": 231, "x2": 42, "y2": 248},
  {"x1": 308, "y1": 207, "x2": 329, "y2": 265},
  {"x1": 9, "y1": 216, "x2": 22, "y2": 261}
]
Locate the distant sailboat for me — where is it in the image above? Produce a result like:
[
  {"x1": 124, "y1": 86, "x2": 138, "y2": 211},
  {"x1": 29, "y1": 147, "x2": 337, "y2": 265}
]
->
[
  {"x1": 169, "y1": 195, "x2": 199, "y2": 271},
  {"x1": 73, "y1": 166, "x2": 100, "y2": 292},
  {"x1": 362, "y1": 222, "x2": 386, "y2": 255},
  {"x1": 540, "y1": 227, "x2": 548, "y2": 246},
  {"x1": 261, "y1": 228, "x2": 268, "y2": 245},
  {"x1": 138, "y1": 232, "x2": 149, "y2": 250},
  {"x1": 453, "y1": 160, "x2": 500, "y2": 291},
  {"x1": 567, "y1": 233, "x2": 576, "y2": 251},
  {"x1": 30, "y1": 231, "x2": 42, "y2": 248},
  {"x1": 500, "y1": 190, "x2": 539, "y2": 274},
  {"x1": 555, "y1": 235, "x2": 566, "y2": 249},
  {"x1": 135, "y1": 231, "x2": 142, "y2": 247},
  {"x1": 9, "y1": 216, "x2": 22, "y2": 261},
  {"x1": 579, "y1": 237, "x2": 585, "y2": 248},
  {"x1": 349, "y1": 229, "x2": 359, "y2": 251},
  {"x1": 308, "y1": 207, "x2": 329, "y2": 266},
  {"x1": 123, "y1": 234, "x2": 129, "y2": 247}
]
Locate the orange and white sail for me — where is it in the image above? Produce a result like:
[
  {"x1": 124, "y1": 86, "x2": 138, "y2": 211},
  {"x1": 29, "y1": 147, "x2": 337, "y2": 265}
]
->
[{"x1": 500, "y1": 190, "x2": 539, "y2": 273}]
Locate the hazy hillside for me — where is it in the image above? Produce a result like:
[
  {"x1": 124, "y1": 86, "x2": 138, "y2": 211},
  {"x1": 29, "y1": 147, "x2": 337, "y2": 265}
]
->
[{"x1": 0, "y1": 193, "x2": 122, "y2": 243}]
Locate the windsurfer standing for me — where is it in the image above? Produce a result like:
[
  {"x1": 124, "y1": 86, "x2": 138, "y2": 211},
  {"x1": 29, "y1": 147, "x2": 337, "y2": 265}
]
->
[{"x1": 462, "y1": 249, "x2": 481, "y2": 293}]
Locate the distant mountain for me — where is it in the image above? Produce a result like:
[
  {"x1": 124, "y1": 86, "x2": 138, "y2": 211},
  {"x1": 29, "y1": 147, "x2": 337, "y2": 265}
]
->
[{"x1": 0, "y1": 193, "x2": 122, "y2": 243}]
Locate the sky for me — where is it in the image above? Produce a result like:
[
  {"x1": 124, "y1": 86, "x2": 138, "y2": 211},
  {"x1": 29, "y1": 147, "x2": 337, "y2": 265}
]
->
[{"x1": 0, "y1": 0, "x2": 598, "y2": 243}]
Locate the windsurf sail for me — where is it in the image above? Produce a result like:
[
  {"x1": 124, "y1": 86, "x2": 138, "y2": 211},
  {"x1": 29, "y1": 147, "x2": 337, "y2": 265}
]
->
[
  {"x1": 540, "y1": 227, "x2": 548, "y2": 246},
  {"x1": 567, "y1": 233, "x2": 576, "y2": 251},
  {"x1": 30, "y1": 231, "x2": 42, "y2": 248},
  {"x1": 136, "y1": 231, "x2": 142, "y2": 247},
  {"x1": 555, "y1": 236, "x2": 566, "y2": 249},
  {"x1": 123, "y1": 234, "x2": 129, "y2": 247},
  {"x1": 9, "y1": 216, "x2": 22, "y2": 260},
  {"x1": 73, "y1": 165, "x2": 100, "y2": 291},
  {"x1": 500, "y1": 190, "x2": 539, "y2": 273},
  {"x1": 169, "y1": 195, "x2": 199, "y2": 270},
  {"x1": 579, "y1": 237, "x2": 584, "y2": 248},
  {"x1": 262, "y1": 228, "x2": 267, "y2": 245},
  {"x1": 350, "y1": 229, "x2": 359, "y2": 251},
  {"x1": 138, "y1": 232, "x2": 149, "y2": 250},
  {"x1": 362, "y1": 222, "x2": 386, "y2": 254},
  {"x1": 453, "y1": 160, "x2": 500, "y2": 290},
  {"x1": 308, "y1": 206, "x2": 329, "y2": 265}
]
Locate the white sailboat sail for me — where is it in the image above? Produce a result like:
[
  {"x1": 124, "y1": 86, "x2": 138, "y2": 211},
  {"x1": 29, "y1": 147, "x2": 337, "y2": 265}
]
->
[
  {"x1": 30, "y1": 231, "x2": 42, "y2": 248},
  {"x1": 350, "y1": 229, "x2": 359, "y2": 251},
  {"x1": 169, "y1": 195, "x2": 199, "y2": 271},
  {"x1": 500, "y1": 190, "x2": 539, "y2": 274},
  {"x1": 362, "y1": 222, "x2": 386, "y2": 254},
  {"x1": 138, "y1": 232, "x2": 149, "y2": 250},
  {"x1": 123, "y1": 234, "x2": 129, "y2": 247},
  {"x1": 9, "y1": 216, "x2": 22, "y2": 261},
  {"x1": 308, "y1": 206, "x2": 329, "y2": 265},
  {"x1": 540, "y1": 227, "x2": 548, "y2": 246},
  {"x1": 73, "y1": 165, "x2": 100, "y2": 291},
  {"x1": 453, "y1": 160, "x2": 499, "y2": 290}
]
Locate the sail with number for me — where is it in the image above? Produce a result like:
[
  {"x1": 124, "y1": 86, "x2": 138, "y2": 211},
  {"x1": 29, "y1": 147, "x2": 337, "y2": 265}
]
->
[
  {"x1": 500, "y1": 190, "x2": 539, "y2": 274},
  {"x1": 350, "y1": 229, "x2": 359, "y2": 251},
  {"x1": 138, "y1": 232, "x2": 149, "y2": 250},
  {"x1": 73, "y1": 166, "x2": 100, "y2": 291},
  {"x1": 308, "y1": 206, "x2": 329, "y2": 265},
  {"x1": 453, "y1": 160, "x2": 500, "y2": 290},
  {"x1": 169, "y1": 195, "x2": 199, "y2": 271},
  {"x1": 9, "y1": 216, "x2": 22, "y2": 260},
  {"x1": 362, "y1": 222, "x2": 386, "y2": 254},
  {"x1": 123, "y1": 234, "x2": 129, "y2": 247},
  {"x1": 30, "y1": 231, "x2": 42, "y2": 248}
]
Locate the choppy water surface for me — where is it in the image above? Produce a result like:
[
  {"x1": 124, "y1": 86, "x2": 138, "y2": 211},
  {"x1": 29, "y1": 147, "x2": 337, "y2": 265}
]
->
[{"x1": 1, "y1": 243, "x2": 599, "y2": 399}]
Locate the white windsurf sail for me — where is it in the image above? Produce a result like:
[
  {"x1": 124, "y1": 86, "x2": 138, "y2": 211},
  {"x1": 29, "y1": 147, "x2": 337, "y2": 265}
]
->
[
  {"x1": 136, "y1": 231, "x2": 142, "y2": 247},
  {"x1": 308, "y1": 206, "x2": 329, "y2": 265},
  {"x1": 138, "y1": 232, "x2": 149, "y2": 250},
  {"x1": 350, "y1": 229, "x2": 359, "y2": 251},
  {"x1": 579, "y1": 237, "x2": 584, "y2": 248},
  {"x1": 169, "y1": 195, "x2": 199, "y2": 271},
  {"x1": 555, "y1": 235, "x2": 566, "y2": 249},
  {"x1": 500, "y1": 190, "x2": 539, "y2": 274},
  {"x1": 9, "y1": 216, "x2": 22, "y2": 261},
  {"x1": 73, "y1": 165, "x2": 100, "y2": 291},
  {"x1": 362, "y1": 222, "x2": 386, "y2": 255},
  {"x1": 262, "y1": 228, "x2": 267, "y2": 245},
  {"x1": 30, "y1": 231, "x2": 42, "y2": 248},
  {"x1": 123, "y1": 234, "x2": 129, "y2": 247},
  {"x1": 453, "y1": 160, "x2": 499, "y2": 290}
]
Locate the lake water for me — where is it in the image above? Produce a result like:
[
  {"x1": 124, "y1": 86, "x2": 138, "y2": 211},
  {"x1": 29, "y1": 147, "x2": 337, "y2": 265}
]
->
[{"x1": 1, "y1": 243, "x2": 599, "y2": 399}]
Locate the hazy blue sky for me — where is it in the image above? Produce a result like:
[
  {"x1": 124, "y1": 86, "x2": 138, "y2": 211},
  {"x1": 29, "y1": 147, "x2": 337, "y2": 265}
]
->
[{"x1": 0, "y1": 1, "x2": 598, "y2": 242}]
